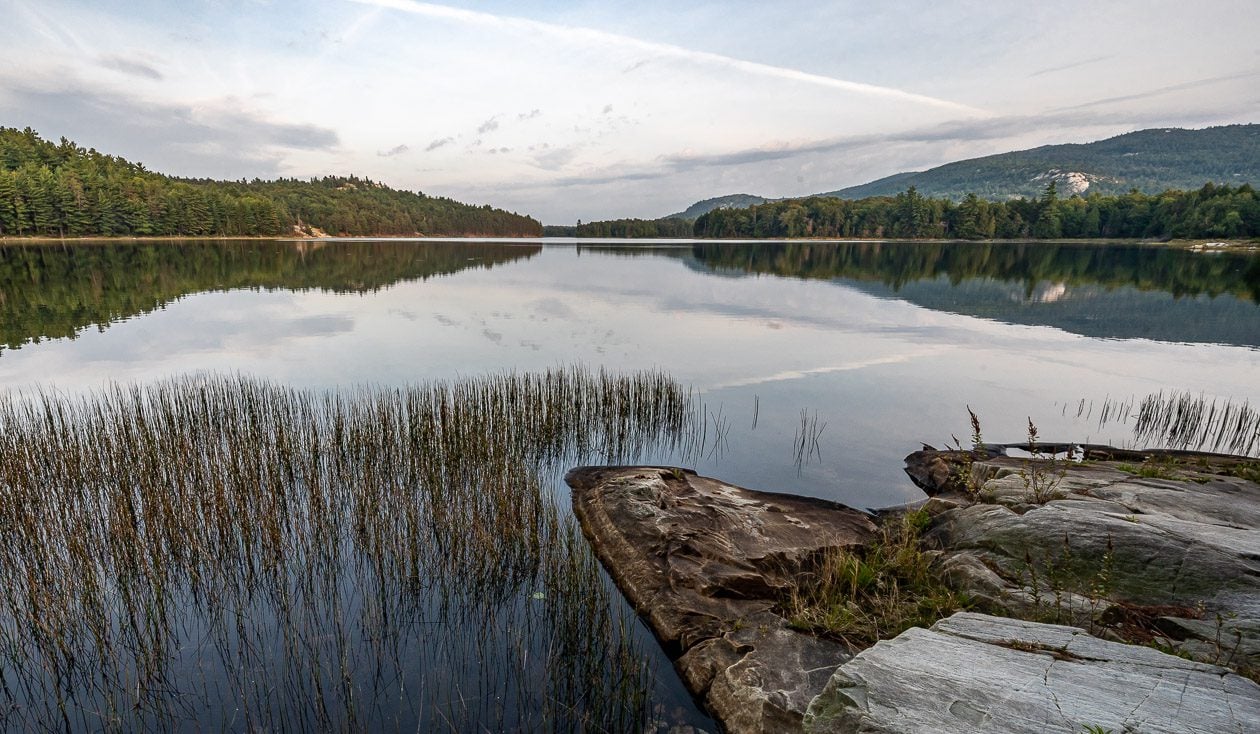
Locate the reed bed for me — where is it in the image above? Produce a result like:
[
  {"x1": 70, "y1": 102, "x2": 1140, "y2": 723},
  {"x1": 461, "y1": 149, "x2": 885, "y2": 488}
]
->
[
  {"x1": 0, "y1": 368, "x2": 697, "y2": 732},
  {"x1": 1067, "y1": 391, "x2": 1260, "y2": 457}
]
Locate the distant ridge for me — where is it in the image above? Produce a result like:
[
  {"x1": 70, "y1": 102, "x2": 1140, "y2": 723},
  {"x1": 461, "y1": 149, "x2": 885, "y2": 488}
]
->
[
  {"x1": 666, "y1": 124, "x2": 1260, "y2": 217},
  {"x1": 665, "y1": 193, "x2": 769, "y2": 220},
  {"x1": 824, "y1": 124, "x2": 1260, "y2": 201}
]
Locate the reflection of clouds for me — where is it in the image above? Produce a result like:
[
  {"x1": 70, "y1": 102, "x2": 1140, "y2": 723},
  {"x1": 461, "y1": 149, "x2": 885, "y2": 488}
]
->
[
  {"x1": 482, "y1": 328, "x2": 503, "y2": 344},
  {"x1": 434, "y1": 313, "x2": 459, "y2": 327},
  {"x1": 707, "y1": 349, "x2": 952, "y2": 390},
  {"x1": 530, "y1": 297, "x2": 576, "y2": 319}
]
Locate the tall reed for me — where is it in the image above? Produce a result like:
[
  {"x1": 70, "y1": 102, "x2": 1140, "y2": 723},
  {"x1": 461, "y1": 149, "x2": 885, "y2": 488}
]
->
[
  {"x1": 1069, "y1": 391, "x2": 1260, "y2": 457},
  {"x1": 0, "y1": 368, "x2": 696, "y2": 731}
]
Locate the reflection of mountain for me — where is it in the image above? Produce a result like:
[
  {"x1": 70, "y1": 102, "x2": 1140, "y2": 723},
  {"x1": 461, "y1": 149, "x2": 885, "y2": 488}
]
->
[
  {"x1": 853, "y1": 278, "x2": 1260, "y2": 348},
  {"x1": 0, "y1": 240, "x2": 541, "y2": 352},
  {"x1": 690, "y1": 242, "x2": 1260, "y2": 348}
]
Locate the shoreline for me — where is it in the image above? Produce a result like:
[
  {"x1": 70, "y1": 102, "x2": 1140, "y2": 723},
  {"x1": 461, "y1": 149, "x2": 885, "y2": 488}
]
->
[
  {"x1": 2, "y1": 234, "x2": 1255, "y2": 249},
  {"x1": 569, "y1": 447, "x2": 1260, "y2": 732}
]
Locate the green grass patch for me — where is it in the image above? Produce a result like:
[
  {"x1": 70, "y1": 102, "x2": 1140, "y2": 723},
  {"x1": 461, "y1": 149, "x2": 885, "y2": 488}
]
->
[{"x1": 783, "y1": 509, "x2": 971, "y2": 647}]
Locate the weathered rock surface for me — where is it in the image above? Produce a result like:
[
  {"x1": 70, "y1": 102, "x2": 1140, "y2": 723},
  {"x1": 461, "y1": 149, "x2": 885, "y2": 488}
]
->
[
  {"x1": 906, "y1": 447, "x2": 1260, "y2": 674},
  {"x1": 805, "y1": 611, "x2": 1260, "y2": 733},
  {"x1": 565, "y1": 466, "x2": 877, "y2": 733}
]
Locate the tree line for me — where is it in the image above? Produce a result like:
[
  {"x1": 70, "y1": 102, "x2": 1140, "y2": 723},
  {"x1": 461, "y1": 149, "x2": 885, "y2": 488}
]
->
[
  {"x1": 693, "y1": 183, "x2": 1260, "y2": 240},
  {"x1": 574, "y1": 217, "x2": 692, "y2": 238},
  {"x1": 0, "y1": 127, "x2": 541, "y2": 238}
]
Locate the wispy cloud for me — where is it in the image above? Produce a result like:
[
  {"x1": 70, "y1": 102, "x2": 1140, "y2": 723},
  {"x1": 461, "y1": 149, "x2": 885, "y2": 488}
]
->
[
  {"x1": 476, "y1": 116, "x2": 499, "y2": 134},
  {"x1": 0, "y1": 72, "x2": 339, "y2": 178},
  {"x1": 508, "y1": 102, "x2": 1246, "y2": 192},
  {"x1": 350, "y1": 0, "x2": 987, "y2": 115},
  {"x1": 517, "y1": 108, "x2": 541, "y2": 121},
  {"x1": 1051, "y1": 70, "x2": 1260, "y2": 111},
  {"x1": 424, "y1": 136, "x2": 454, "y2": 152},
  {"x1": 378, "y1": 143, "x2": 409, "y2": 157},
  {"x1": 1028, "y1": 55, "x2": 1113, "y2": 78},
  {"x1": 98, "y1": 54, "x2": 163, "y2": 80}
]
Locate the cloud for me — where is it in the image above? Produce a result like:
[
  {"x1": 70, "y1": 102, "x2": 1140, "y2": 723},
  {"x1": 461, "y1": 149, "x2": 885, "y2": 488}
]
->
[
  {"x1": 424, "y1": 136, "x2": 454, "y2": 151},
  {"x1": 506, "y1": 101, "x2": 1249, "y2": 193},
  {"x1": 1051, "y1": 70, "x2": 1260, "y2": 111},
  {"x1": 477, "y1": 116, "x2": 499, "y2": 134},
  {"x1": 350, "y1": 0, "x2": 986, "y2": 115},
  {"x1": 517, "y1": 108, "x2": 541, "y2": 120},
  {"x1": 98, "y1": 54, "x2": 163, "y2": 81},
  {"x1": 1028, "y1": 55, "x2": 1113, "y2": 78},
  {"x1": 601, "y1": 104, "x2": 613, "y2": 114},
  {"x1": 530, "y1": 145, "x2": 578, "y2": 171},
  {"x1": 0, "y1": 73, "x2": 339, "y2": 178},
  {"x1": 378, "y1": 143, "x2": 409, "y2": 157}
]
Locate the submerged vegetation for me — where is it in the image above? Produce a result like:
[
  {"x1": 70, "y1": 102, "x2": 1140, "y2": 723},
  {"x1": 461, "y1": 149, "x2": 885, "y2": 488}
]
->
[
  {"x1": 0, "y1": 369, "x2": 698, "y2": 731},
  {"x1": 0, "y1": 127, "x2": 541, "y2": 237}
]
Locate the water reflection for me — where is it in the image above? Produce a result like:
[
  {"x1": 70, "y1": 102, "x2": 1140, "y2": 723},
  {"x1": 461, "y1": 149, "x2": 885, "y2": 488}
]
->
[
  {"x1": 687, "y1": 241, "x2": 1260, "y2": 347},
  {"x1": 0, "y1": 239, "x2": 540, "y2": 353}
]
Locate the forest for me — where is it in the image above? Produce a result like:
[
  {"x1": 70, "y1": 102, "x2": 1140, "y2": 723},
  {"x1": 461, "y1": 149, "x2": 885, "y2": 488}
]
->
[
  {"x1": 574, "y1": 217, "x2": 693, "y2": 238},
  {"x1": 693, "y1": 183, "x2": 1260, "y2": 240},
  {"x1": 0, "y1": 127, "x2": 541, "y2": 238}
]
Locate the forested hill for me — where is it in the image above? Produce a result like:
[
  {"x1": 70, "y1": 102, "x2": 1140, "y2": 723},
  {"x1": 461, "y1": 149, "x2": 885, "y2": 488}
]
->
[
  {"x1": 823, "y1": 124, "x2": 1260, "y2": 201},
  {"x1": 0, "y1": 127, "x2": 541, "y2": 237},
  {"x1": 664, "y1": 193, "x2": 769, "y2": 220}
]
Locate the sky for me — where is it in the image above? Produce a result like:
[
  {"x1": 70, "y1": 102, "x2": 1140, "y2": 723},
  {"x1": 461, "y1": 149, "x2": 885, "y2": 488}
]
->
[{"x1": 1, "y1": 0, "x2": 1258, "y2": 223}]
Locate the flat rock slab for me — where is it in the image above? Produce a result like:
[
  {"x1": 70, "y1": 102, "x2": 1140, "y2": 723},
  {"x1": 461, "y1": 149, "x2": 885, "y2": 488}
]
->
[
  {"x1": 805, "y1": 611, "x2": 1260, "y2": 733},
  {"x1": 906, "y1": 448, "x2": 1260, "y2": 672},
  {"x1": 566, "y1": 466, "x2": 877, "y2": 733}
]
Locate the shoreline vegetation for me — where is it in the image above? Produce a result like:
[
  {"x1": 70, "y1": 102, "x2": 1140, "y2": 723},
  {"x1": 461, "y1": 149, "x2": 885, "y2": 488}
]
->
[
  {"x1": 567, "y1": 182, "x2": 1260, "y2": 241},
  {"x1": 0, "y1": 127, "x2": 542, "y2": 239},
  {"x1": 0, "y1": 369, "x2": 700, "y2": 731}
]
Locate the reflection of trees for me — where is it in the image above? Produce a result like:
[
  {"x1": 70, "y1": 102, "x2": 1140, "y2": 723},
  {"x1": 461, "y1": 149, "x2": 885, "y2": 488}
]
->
[
  {"x1": 0, "y1": 241, "x2": 541, "y2": 352},
  {"x1": 691, "y1": 241, "x2": 1260, "y2": 303}
]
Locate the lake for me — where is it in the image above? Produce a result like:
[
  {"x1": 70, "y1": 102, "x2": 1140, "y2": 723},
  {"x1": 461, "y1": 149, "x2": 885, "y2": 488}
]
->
[{"x1": 1, "y1": 238, "x2": 1257, "y2": 730}]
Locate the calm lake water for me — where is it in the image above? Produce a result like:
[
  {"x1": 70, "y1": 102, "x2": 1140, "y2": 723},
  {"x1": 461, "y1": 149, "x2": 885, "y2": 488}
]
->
[{"x1": 1, "y1": 237, "x2": 1258, "y2": 730}]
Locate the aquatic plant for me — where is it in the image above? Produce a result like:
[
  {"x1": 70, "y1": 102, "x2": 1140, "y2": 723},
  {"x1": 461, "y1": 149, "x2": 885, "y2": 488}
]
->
[
  {"x1": 1069, "y1": 391, "x2": 1260, "y2": 456},
  {"x1": 0, "y1": 368, "x2": 697, "y2": 731}
]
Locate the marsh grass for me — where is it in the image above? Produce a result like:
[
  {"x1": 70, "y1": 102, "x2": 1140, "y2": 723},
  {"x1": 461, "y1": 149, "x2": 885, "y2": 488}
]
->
[
  {"x1": 0, "y1": 368, "x2": 697, "y2": 731},
  {"x1": 792, "y1": 409, "x2": 826, "y2": 472},
  {"x1": 1070, "y1": 391, "x2": 1260, "y2": 456}
]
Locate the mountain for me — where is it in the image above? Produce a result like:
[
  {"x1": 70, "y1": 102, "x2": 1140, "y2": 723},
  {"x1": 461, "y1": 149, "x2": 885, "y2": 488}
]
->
[
  {"x1": 0, "y1": 127, "x2": 541, "y2": 238},
  {"x1": 665, "y1": 193, "x2": 769, "y2": 220},
  {"x1": 667, "y1": 124, "x2": 1260, "y2": 218},
  {"x1": 822, "y1": 124, "x2": 1260, "y2": 201}
]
